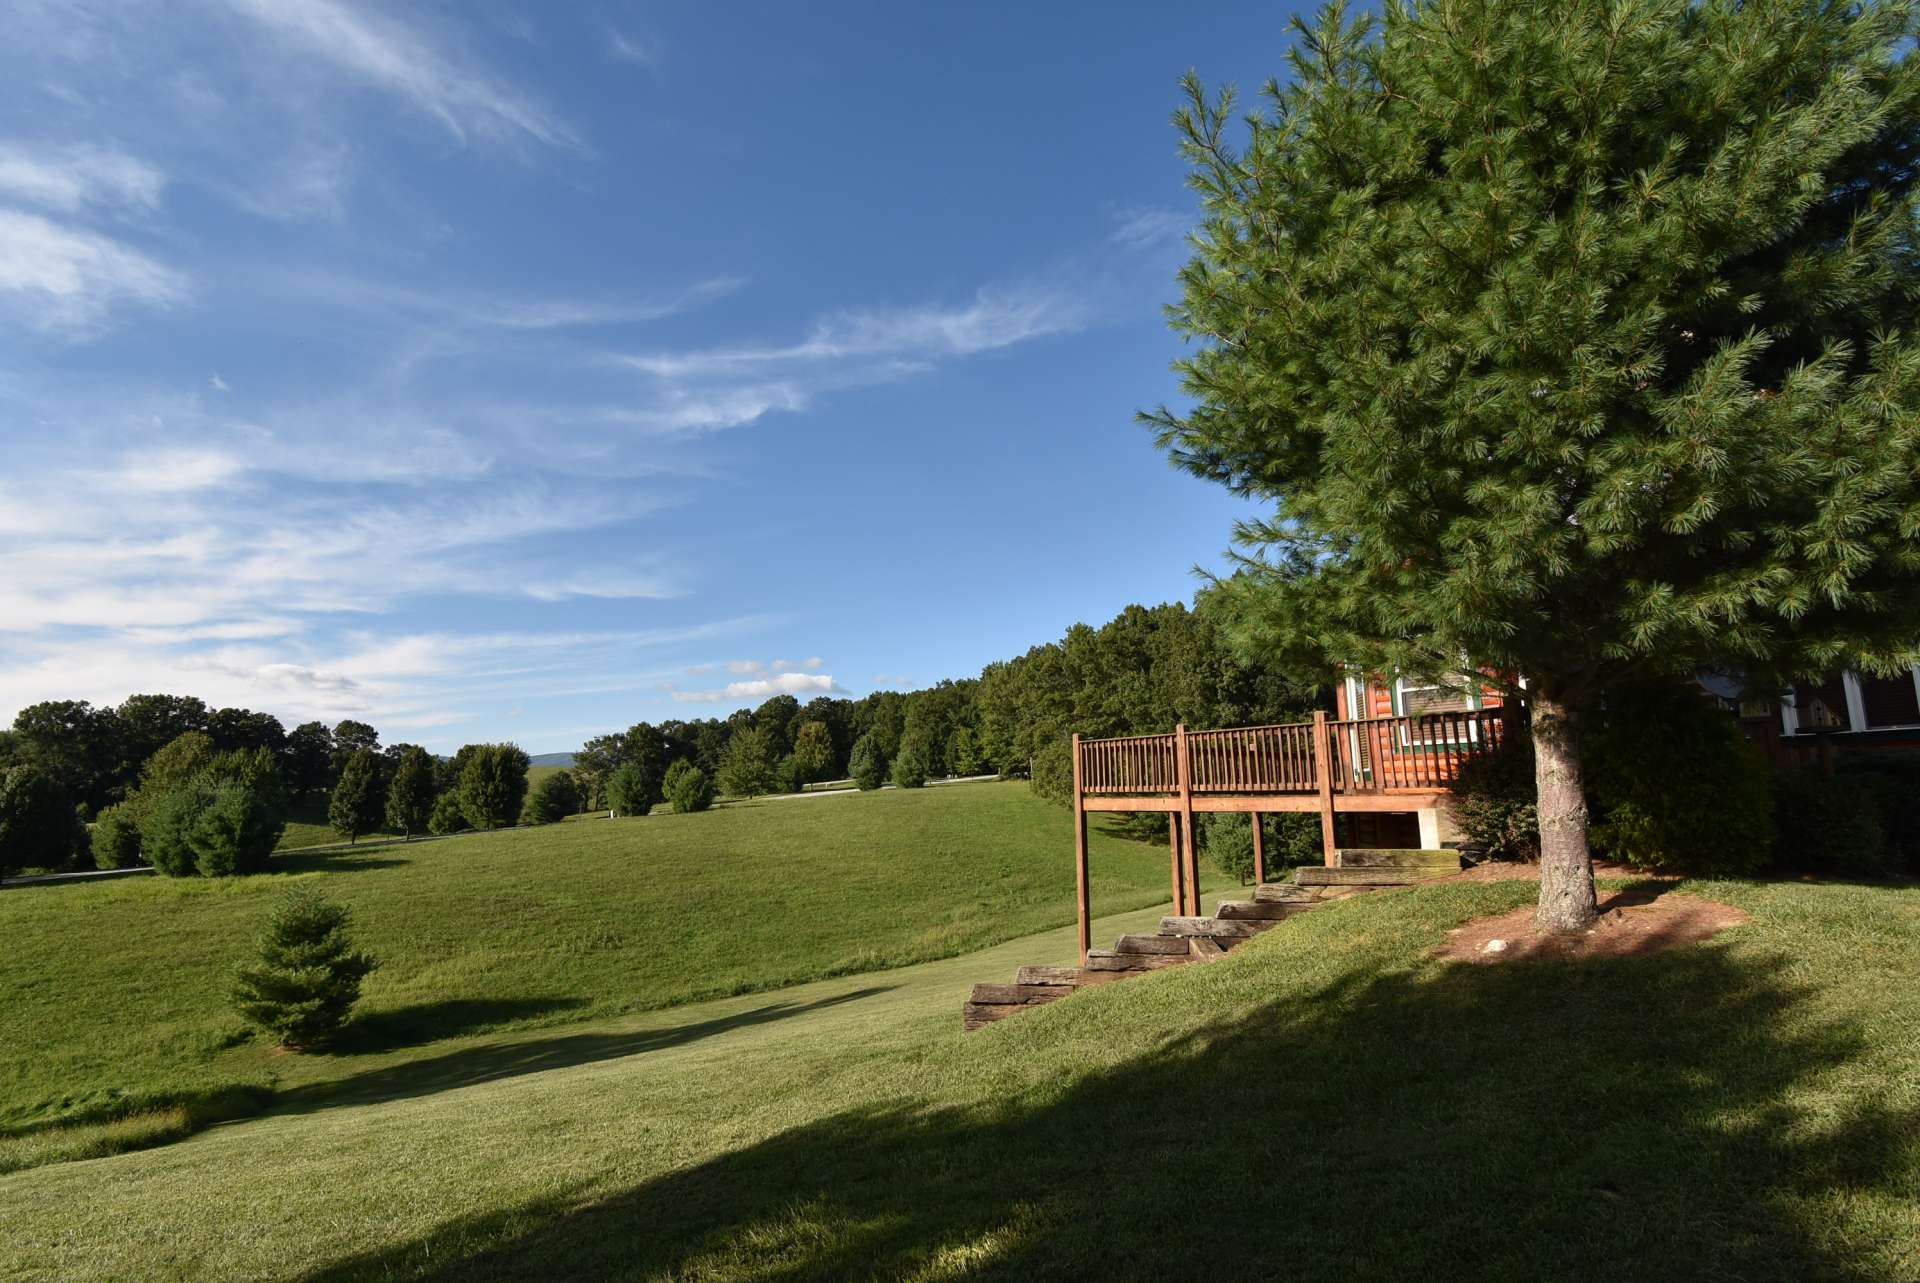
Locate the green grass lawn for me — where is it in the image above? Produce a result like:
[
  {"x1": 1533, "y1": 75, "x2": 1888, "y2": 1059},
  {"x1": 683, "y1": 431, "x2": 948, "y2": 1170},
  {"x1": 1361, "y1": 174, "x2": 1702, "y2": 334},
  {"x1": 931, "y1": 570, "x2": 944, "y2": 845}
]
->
[
  {"x1": 0, "y1": 781, "x2": 1216, "y2": 1166},
  {"x1": 0, "y1": 873, "x2": 1913, "y2": 1281}
]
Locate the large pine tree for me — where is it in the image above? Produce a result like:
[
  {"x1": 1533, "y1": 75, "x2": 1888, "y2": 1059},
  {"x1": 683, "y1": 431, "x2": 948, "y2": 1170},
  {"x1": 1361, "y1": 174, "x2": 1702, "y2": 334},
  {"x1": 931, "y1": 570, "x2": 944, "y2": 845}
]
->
[{"x1": 1149, "y1": 0, "x2": 1920, "y2": 928}]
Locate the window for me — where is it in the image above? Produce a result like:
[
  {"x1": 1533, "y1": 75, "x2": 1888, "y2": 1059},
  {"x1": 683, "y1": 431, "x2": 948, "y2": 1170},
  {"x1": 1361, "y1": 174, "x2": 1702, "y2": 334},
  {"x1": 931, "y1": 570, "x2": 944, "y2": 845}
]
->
[
  {"x1": 1393, "y1": 676, "x2": 1479, "y2": 717},
  {"x1": 1858, "y1": 668, "x2": 1920, "y2": 729},
  {"x1": 1790, "y1": 677, "x2": 1850, "y2": 731}
]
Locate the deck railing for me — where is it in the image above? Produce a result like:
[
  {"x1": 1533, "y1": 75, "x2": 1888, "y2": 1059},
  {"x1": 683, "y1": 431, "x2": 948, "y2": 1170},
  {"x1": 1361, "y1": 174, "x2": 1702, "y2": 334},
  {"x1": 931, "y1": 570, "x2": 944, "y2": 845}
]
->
[
  {"x1": 1067, "y1": 708, "x2": 1511, "y2": 964},
  {"x1": 1077, "y1": 708, "x2": 1505, "y2": 798}
]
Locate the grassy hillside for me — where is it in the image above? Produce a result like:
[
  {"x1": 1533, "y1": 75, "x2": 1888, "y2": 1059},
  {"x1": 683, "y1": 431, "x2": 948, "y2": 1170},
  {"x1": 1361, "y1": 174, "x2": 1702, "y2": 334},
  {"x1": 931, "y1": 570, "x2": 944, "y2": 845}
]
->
[
  {"x1": 0, "y1": 875, "x2": 1913, "y2": 1281},
  {"x1": 0, "y1": 781, "x2": 1214, "y2": 1155}
]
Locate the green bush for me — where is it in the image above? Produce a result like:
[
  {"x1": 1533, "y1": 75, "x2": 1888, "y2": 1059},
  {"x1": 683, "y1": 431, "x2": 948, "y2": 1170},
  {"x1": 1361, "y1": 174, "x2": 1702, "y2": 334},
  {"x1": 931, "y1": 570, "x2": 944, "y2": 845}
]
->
[
  {"x1": 188, "y1": 780, "x2": 285, "y2": 876},
  {"x1": 141, "y1": 784, "x2": 203, "y2": 877},
  {"x1": 848, "y1": 735, "x2": 888, "y2": 791},
  {"x1": 891, "y1": 741, "x2": 932, "y2": 789},
  {"x1": 427, "y1": 792, "x2": 470, "y2": 835},
  {"x1": 1203, "y1": 812, "x2": 1323, "y2": 882},
  {"x1": 1834, "y1": 752, "x2": 1920, "y2": 872},
  {"x1": 90, "y1": 803, "x2": 143, "y2": 870},
  {"x1": 1203, "y1": 813, "x2": 1256, "y2": 883},
  {"x1": 772, "y1": 754, "x2": 804, "y2": 796},
  {"x1": 1028, "y1": 738, "x2": 1073, "y2": 806},
  {"x1": 664, "y1": 759, "x2": 714, "y2": 814},
  {"x1": 1771, "y1": 769, "x2": 1892, "y2": 876},
  {"x1": 521, "y1": 770, "x2": 581, "y2": 825},
  {"x1": 1587, "y1": 684, "x2": 1775, "y2": 876},
  {"x1": 229, "y1": 887, "x2": 377, "y2": 1050},
  {"x1": 458, "y1": 744, "x2": 531, "y2": 831},
  {"x1": 605, "y1": 762, "x2": 653, "y2": 817},
  {"x1": 1448, "y1": 732, "x2": 1539, "y2": 861}
]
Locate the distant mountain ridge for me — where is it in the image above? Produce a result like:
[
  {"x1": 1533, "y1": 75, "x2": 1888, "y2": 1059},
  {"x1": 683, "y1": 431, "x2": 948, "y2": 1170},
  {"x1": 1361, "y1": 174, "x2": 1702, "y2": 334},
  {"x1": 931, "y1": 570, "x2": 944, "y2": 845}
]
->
[{"x1": 528, "y1": 752, "x2": 576, "y2": 768}]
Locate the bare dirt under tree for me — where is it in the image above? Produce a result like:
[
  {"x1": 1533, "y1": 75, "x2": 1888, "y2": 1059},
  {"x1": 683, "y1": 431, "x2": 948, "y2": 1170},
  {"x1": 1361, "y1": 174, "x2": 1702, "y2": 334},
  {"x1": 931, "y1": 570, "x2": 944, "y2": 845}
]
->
[{"x1": 1434, "y1": 865, "x2": 1751, "y2": 964}]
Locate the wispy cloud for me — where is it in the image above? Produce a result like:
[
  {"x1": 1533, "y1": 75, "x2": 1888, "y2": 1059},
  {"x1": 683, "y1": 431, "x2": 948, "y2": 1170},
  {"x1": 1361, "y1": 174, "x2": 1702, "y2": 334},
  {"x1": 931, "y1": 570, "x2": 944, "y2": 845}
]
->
[
  {"x1": 217, "y1": 0, "x2": 580, "y2": 153},
  {"x1": 0, "y1": 142, "x2": 166, "y2": 214},
  {"x1": 0, "y1": 208, "x2": 186, "y2": 330},
  {"x1": 605, "y1": 28, "x2": 657, "y2": 68},
  {"x1": 669, "y1": 671, "x2": 843, "y2": 703},
  {"x1": 1107, "y1": 206, "x2": 1187, "y2": 249}
]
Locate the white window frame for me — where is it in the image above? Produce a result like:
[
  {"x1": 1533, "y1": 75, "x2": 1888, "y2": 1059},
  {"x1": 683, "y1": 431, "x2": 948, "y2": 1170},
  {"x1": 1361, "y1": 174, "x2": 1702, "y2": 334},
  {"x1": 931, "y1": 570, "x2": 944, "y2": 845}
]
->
[
  {"x1": 1391, "y1": 674, "x2": 1485, "y2": 749},
  {"x1": 1782, "y1": 665, "x2": 1920, "y2": 735}
]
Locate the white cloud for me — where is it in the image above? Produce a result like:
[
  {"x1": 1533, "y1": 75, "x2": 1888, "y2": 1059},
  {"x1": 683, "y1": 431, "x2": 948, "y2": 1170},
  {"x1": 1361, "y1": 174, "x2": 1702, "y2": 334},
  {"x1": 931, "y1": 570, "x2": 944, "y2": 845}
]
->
[
  {"x1": 1108, "y1": 206, "x2": 1187, "y2": 249},
  {"x1": 0, "y1": 208, "x2": 186, "y2": 329},
  {"x1": 210, "y1": 373, "x2": 229, "y2": 392},
  {"x1": 619, "y1": 287, "x2": 1085, "y2": 380},
  {"x1": 771, "y1": 657, "x2": 822, "y2": 673},
  {"x1": 670, "y1": 672, "x2": 842, "y2": 703},
  {"x1": 606, "y1": 28, "x2": 656, "y2": 67},
  {"x1": 0, "y1": 142, "x2": 166, "y2": 214},
  {"x1": 726, "y1": 660, "x2": 763, "y2": 674},
  {"x1": 217, "y1": 0, "x2": 579, "y2": 152}
]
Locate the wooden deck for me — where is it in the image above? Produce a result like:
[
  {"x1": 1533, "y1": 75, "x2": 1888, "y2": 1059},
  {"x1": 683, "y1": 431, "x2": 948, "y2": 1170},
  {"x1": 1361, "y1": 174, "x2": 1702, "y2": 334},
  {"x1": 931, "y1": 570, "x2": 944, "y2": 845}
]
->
[{"x1": 1069, "y1": 709, "x2": 1511, "y2": 963}]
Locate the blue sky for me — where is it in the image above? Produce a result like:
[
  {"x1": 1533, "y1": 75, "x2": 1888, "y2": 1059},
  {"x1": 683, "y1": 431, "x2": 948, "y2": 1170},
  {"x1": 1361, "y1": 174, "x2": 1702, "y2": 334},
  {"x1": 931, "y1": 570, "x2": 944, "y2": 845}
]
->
[{"x1": 0, "y1": 1, "x2": 1300, "y2": 753}]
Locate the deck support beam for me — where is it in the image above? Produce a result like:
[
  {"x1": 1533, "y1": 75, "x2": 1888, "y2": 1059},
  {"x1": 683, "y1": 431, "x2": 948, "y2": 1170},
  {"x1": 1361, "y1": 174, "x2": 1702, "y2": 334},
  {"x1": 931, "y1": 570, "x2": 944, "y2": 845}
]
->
[
  {"x1": 1250, "y1": 809, "x2": 1265, "y2": 886},
  {"x1": 1176, "y1": 724, "x2": 1200, "y2": 916},
  {"x1": 1072, "y1": 733, "x2": 1090, "y2": 966},
  {"x1": 1313, "y1": 710, "x2": 1338, "y2": 866}
]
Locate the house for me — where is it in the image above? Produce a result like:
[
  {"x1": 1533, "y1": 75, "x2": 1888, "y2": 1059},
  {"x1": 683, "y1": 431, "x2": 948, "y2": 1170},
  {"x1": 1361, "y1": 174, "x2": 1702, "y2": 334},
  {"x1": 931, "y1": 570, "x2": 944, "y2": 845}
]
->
[
  {"x1": 1332, "y1": 672, "x2": 1511, "y2": 850},
  {"x1": 1725, "y1": 665, "x2": 1920, "y2": 764}
]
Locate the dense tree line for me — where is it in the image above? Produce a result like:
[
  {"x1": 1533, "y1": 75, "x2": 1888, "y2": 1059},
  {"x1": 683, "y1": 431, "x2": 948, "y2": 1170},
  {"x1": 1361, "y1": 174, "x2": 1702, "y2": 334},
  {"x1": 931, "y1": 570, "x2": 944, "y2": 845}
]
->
[
  {"x1": 568, "y1": 601, "x2": 1320, "y2": 814},
  {"x1": 1, "y1": 599, "x2": 1321, "y2": 875}
]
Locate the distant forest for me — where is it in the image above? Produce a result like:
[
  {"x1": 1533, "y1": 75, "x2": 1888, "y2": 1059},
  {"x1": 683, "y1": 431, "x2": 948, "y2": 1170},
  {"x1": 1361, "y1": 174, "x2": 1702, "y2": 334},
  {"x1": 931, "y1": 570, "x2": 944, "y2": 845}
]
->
[{"x1": 1, "y1": 599, "x2": 1325, "y2": 820}]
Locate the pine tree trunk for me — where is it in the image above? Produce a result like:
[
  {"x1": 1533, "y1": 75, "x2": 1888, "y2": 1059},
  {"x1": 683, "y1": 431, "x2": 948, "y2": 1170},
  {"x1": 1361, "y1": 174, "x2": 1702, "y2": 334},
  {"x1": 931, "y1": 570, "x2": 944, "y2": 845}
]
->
[{"x1": 1530, "y1": 691, "x2": 1598, "y2": 932}]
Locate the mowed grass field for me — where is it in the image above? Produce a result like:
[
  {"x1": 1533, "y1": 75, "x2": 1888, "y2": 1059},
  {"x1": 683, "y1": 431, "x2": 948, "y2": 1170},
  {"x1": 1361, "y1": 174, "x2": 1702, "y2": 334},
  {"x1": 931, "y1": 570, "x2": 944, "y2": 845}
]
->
[
  {"x1": 0, "y1": 781, "x2": 1222, "y2": 1169},
  {"x1": 1, "y1": 874, "x2": 1914, "y2": 1281}
]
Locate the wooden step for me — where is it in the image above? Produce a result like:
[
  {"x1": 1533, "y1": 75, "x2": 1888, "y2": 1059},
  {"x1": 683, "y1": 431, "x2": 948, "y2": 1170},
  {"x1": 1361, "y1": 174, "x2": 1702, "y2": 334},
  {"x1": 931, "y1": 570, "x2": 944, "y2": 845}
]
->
[
  {"x1": 1215, "y1": 899, "x2": 1314, "y2": 921},
  {"x1": 1198, "y1": 918, "x2": 1276, "y2": 940},
  {"x1": 1014, "y1": 965, "x2": 1125, "y2": 988},
  {"x1": 1253, "y1": 883, "x2": 1319, "y2": 903},
  {"x1": 963, "y1": 1002, "x2": 1027, "y2": 1031},
  {"x1": 1293, "y1": 866, "x2": 1452, "y2": 886},
  {"x1": 1188, "y1": 936, "x2": 1227, "y2": 960},
  {"x1": 1085, "y1": 949, "x2": 1194, "y2": 972},
  {"x1": 1334, "y1": 847, "x2": 1461, "y2": 870},
  {"x1": 1156, "y1": 916, "x2": 1219, "y2": 937},
  {"x1": 969, "y1": 983, "x2": 1072, "y2": 1006},
  {"x1": 1114, "y1": 933, "x2": 1193, "y2": 955}
]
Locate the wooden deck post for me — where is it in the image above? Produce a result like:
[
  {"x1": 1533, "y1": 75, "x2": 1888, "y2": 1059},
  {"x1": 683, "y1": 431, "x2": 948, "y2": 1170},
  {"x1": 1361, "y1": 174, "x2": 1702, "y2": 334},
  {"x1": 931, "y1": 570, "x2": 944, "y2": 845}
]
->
[
  {"x1": 1250, "y1": 810, "x2": 1265, "y2": 886},
  {"x1": 1168, "y1": 813, "x2": 1185, "y2": 915},
  {"x1": 1176, "y1": 724, "x2": 1201, "y2": 915},
  {"x1": 1312, "y1": 710, "x2": 1338, "y2": 866},
  {"x1": 1072, "y1": 733, "x2": 1090, "y2": 965}
]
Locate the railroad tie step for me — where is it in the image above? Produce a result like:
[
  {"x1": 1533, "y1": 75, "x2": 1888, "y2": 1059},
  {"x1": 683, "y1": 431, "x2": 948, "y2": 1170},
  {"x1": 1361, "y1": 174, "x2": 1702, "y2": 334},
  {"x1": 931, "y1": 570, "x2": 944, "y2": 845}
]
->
[
  {"x1": 1254, "y1": 883, "x2": 1320, "y2": 904},
  {"x1": 1114, "y1": 933, "x2": 1194, "y2": 955},
  {"x1": 1293, "y1": 866, "x2": 1452, "y2": 886},
  {"x1": 1214, "y1": 899, "x2": 1314, "y2": 921},
  {"x1": 1333, "y1": 847, "x2": 1462, "y2": 871},
  {"x1": 1159, "y1": 915, "x2": 1273, "y2": 940},
  {"x1": 1188, "y1": 935, "x2": 1227, "y2": 960},
  {"x1": 1085, "y1": 949, "x2": 1194, "y2": 972}
]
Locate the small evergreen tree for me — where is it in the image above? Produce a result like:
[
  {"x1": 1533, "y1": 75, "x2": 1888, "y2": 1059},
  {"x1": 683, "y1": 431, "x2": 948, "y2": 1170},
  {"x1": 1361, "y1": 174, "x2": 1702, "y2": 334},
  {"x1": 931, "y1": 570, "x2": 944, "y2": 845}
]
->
[
  {"x1": 848, "y1": 734, "x2": 888, "y2": 791},
  {"x1": 522, "y1": 770, "x2": 581, "y2": 825},
  {"x1": 944, "y1": 726, "x2": 984, "y2": 777},
  {"x1": 329, "y1": 748, "x2": 384, "y2": 845},
  {"x1": 717, "y1": 726, "x2": 777, "y2": 799},
  {"x1": 664, "y1": 759, "x2": 715, "y2": 813},
  {"x1": 605, "y1": 762, "x2": 652, "y2": 817},
  {"x1": 230, "y1": 887, "x2": 377, "y2": 1050},
  {"x1": 427, "y1": 791, "x2": 470, "y2": 835},
  {"x1": 457, "y1": 744, "x2": 531, "y2": 830},
  {"x1": 189, "y1": 779, "x2": 286, "y2": 876},
  {"x1": 891, "y1": 740, "x2": 932, "y2": 789},
  {"x1": 790, "y1": 721, "x2": 836, "y2": 785},
  {"x1": 384, "y1": 746, "x2": 436, "y2": 840}
]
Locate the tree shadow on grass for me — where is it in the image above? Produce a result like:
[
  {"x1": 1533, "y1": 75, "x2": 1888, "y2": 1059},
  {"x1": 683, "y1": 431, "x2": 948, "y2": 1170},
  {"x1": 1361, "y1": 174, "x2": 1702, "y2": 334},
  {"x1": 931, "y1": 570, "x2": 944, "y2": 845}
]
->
[
  {"x1": 277, "y1": 987, "x2": 897, "y2": 1117},
  {"x1": 274, "y1": 850, "x2": 412, "y2": 875},
  {"x1": 331, "y1": 998, "x2": 592, "y2": 1055},
  {"x1": 306, "y1": 946, "x2": 1917, "y2": 1283}
]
